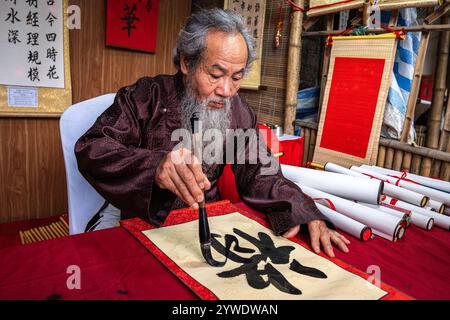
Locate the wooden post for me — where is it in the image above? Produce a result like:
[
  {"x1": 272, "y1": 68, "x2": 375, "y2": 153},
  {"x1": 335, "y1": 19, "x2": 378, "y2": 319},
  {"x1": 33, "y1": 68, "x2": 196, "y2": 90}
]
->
[
  {"x1": 377, "y1": 145, "x2": 386, "y2": 167},
  {"x1": 284, "y1": 0, "x2": 305, "y2": 135},
  {"x1": 318, "y1": 14, "x2": 335, "y2": 113},
  {"x1": 411, "y1": 155, "x2": 422, "y2": 174},
  {"x1": 430, "y1": 13, "x2": 450, "y2": 177},
  {"x1": 384, "y1": 148, "x2": 395, "y2": 169},
  {"x1": 302, "y1": 127, "x2": 311, "y2": 166},
  {"x1": 400, "y1": 32, "x2": 431, "y2": 142}
]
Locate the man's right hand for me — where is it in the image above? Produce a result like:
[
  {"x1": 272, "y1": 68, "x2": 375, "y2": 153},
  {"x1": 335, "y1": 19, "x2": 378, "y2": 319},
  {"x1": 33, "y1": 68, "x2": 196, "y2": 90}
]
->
[{"x1": 155, "y1": 148, "x2": 211, "y2": 210}]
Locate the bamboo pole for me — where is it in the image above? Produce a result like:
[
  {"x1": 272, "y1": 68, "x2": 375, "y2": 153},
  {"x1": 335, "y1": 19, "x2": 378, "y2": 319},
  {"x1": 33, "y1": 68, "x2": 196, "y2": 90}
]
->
[
  {"x1": 308, "y1": 129, "x2": 317, "y2": 163},
  {"x1": 318, "y1": 14, "x2": 335, "y2": 116},
  {"x1": 411, "y1": 155, "x2": 422, "y2": 174},
  {"x1": 284, "y1": 0, "x2": 305, "y2": 135},
  {"x1": 39, "y1": 226, "x2": 52, "y2": 240},
  {"x1": 426, "y1": 14, "x2": 450, "y2": 149},
  {"x1": 439, "y1": 98, "x2": 450, "y2": 180},
  {"x1": 400, "y1": 32, "x2": 431, "y2": 142},
  {"x1": 420, "y1": 157, "x2": 432, "y2": 177},
  {"x1": 303, "y1": 127, "x2": 311, "y2": 166},
  {"x1": 377, "y1": 145, "x2": 386, "y2": 167},
  {"x1": 384, "y1": 148, "x2": 395, "y2": 169},
  {"x1": 303, "y1": 16, "x2": 320, "y2": 31},
  {"x1": 402, "y1": 152, "x2": 412, "y2": 172},
  {"x1": 378, "y1": 1, "x2": 443, "y2": 11},
  {"x1": 389, "y1": 10, "x2": 405, "y2": 169},
  {"x1": 428, "y1": 14, "x2": 450, "y2": 178},
  {"x1": 389, "y1": 10, "x2": 399, "y2": 27},
  {"x1": 425, "y1": 3, "x2": 450, "y2": 25},
  {"x1": 19, "y1": 231, "x2": 25, "y2": 245},
  {"x1": 362, "y1": 2, "x2": 371, "y2": 28},
  {"x1": 302, "y1": 24, "x2": 450, "y2": 37},
  {"x1": 392, "y1": 150, "x2": 404, "y2": 171},
  {"x1": 60, "y1": 216, "x2": 70, "y2": 231}
]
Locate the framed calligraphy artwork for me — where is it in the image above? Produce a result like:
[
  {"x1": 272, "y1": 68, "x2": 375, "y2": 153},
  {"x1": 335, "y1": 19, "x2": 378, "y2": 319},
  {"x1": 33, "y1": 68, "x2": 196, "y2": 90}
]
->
[
  {"x1": 106, "y1": 0, "x2": 159, "y2": 53},
  {"x1": 0, "y1": 0, "x2": 72, "y2": 117}
]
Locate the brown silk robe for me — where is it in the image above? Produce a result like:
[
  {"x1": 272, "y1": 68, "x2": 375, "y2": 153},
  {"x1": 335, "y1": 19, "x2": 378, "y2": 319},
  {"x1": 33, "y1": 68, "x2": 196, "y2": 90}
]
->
[{"x1": 75, "y1": 72, "x2": 326, "y2": 235}]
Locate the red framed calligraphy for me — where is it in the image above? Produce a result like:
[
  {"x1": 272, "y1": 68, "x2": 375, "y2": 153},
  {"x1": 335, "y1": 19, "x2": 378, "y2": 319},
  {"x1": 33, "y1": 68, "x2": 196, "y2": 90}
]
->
[{"x1": 106, "y1": 0, "x2": 159, "y2": 53}]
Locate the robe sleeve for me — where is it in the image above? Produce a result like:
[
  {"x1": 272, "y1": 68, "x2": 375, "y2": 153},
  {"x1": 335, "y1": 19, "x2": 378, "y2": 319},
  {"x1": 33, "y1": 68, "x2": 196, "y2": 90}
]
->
[
  {"x1": 75, "y1": 77, "x2": 176, "y2": 223},
  {"x1": 231, "y1": 102, "x2": 327, "y2": 236}
]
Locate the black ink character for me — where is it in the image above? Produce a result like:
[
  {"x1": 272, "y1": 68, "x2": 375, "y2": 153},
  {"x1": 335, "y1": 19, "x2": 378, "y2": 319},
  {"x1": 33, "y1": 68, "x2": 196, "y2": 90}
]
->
[
  {"x1": 5, "y1": 7, "x2": 21, "y2": 24},
  {"x1": 121, "y1": 3, "x2": 140, "y2": 38},
  {"x1": 210, "y1": 228, "x2": 327, "y2": 295},
  {"x1": 26, "y1": 11, "x2": 39, "y2": 27},
  {"x1": 47, "y1": 65, "x2": 59, "y2": 80},
  {"x1": 8, "y1": 29, "x2": 21, "y2": 44},
  {"x1": 45, "y1": 12, "x2": 57, "y2": 27},
  {"x1": 241, "y1": 2, "x2": 245, "y2": 11},
  {"x1": 26, "y1": 0, "x2": 38, "y2": 8},
  {"x1": 47, "y1": 0, "x2": 55, "y2": 5},
  {"x1": 46, "y1": 47, "x2": 58, "y2": 62},
  {"x1": 28, "y1": 67, "x2": 40, "y2": 82},
  {"x1": 255, "y1": 3, "x2": 260, "y2": 13},
  {"x1": 28, "y1": 50, "x2": 41, "y2": 65},
  {"x1": 27, "y1": 32, "x2": 39, "y2": 46},
  {"x1": 46, "y1": 33, "x2": 57, "y2": 42}
]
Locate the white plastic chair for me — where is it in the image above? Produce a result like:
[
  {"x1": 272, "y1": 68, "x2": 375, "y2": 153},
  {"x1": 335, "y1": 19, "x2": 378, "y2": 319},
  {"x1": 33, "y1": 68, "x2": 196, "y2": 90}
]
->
[{"x1": 60, "y1": 94, "x2": 116, "y2": 235}]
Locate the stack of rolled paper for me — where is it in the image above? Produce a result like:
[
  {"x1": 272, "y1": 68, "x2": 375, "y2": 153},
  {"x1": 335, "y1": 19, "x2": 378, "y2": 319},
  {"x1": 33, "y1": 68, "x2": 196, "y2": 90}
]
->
[{"x1": 281, "y1": 163, "x2": 450, "y2": 243}]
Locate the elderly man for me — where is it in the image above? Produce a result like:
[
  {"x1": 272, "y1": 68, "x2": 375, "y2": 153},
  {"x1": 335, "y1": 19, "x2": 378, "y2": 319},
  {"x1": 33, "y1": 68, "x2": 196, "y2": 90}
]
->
[{"x1": 75, "y1": 9, "x2": 349, "y2": 257}]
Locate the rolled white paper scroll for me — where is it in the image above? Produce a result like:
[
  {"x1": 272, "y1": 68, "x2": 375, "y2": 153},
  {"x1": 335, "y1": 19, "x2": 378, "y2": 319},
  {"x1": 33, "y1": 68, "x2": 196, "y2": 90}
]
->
[
  {"x1": 359, "y1": 203, "x2": 410, "y2": 227},
  {"x1": 295, "y1": 183, "x2": 404, "y2": 241},
  {"x1": 351, "y1": 166, "x2": 450, "y2": 207},
  {"x1": 427, "y1": 199, "x2": 446, "y2": 214},
  {"x1": 382, "y1": 196, "x2": 449, "y2": 231},
  {"x1": 281, "y1": 164, "x2": 383, "y2": 205},
  {"x1": 315, "y1": 203, "x2": 373, "y2": 241},
  {"x1": 324, "y1": 162, "x2": 428, "y2": 208},
  {"x1": 363, "y1": 165, "x2": 450, "y2": 193}
]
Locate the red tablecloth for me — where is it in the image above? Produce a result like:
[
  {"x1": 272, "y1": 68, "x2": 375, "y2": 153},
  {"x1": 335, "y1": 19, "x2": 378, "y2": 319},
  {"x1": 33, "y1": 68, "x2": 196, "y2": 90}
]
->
[{"x1": 0, "y1": 202, "x2": 449, "y2": 300}]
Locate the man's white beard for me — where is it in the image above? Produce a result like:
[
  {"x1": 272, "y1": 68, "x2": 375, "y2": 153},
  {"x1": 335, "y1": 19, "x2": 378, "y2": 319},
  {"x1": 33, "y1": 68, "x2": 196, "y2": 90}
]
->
[{"x1": 181, "y1": 81, "x2": 232, "y2": 141}]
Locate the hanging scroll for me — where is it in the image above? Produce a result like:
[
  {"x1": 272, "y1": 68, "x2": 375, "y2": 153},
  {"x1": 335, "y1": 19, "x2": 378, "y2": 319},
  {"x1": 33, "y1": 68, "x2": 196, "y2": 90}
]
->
[
  {"x1": 307, "y1": 0, "x2": 440, "y2": 17},
  {"x1": 224, "y1": 0, "x2": 266, "y2": 90},
  {"x1": 0, "y1": 0, "x2": 72, "y2": 117},
  {"x1": 377, "y1": 0, "x2": 441, "y2": 10},
  {"x1": 313, "y1": 35, "x2": 398, "y2": 167},
  {"x1": 122, "y1": 200, "x2": 410, "y2": 300},
  {"x1": 307, "y1": 0, "x2": 365, "y2": 17}
]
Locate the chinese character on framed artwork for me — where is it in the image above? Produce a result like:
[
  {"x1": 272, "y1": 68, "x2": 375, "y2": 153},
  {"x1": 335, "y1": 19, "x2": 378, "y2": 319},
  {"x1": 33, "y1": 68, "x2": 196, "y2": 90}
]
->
[{"x1": 106, "y1": 0, "x2": 159, "y2": 53}]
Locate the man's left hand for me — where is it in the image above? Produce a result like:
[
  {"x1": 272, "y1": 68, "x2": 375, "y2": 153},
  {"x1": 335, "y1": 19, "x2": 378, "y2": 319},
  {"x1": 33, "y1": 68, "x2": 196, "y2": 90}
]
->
[{"x1": 282, "y1": 220, "x2": 350, "y2": 258}]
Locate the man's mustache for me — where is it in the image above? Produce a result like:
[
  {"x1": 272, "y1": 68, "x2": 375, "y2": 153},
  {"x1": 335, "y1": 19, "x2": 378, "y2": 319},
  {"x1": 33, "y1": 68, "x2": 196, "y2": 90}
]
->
[{"x1": 205, "y1": 97, "x2": 230, "y2": 105}]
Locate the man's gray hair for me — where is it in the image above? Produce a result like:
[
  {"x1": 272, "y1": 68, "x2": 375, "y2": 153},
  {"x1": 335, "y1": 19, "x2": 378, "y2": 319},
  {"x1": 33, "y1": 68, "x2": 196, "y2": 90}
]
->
[{"x1": 173, "y1": 9, "x2": 256, "y2": 74}]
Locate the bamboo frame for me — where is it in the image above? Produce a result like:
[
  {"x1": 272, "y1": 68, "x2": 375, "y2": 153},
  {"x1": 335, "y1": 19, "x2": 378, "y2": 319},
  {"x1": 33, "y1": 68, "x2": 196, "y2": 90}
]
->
[
  {"x1": 318, "y1": 14, "x2": 335, "y2": 115},
  {"x1": 284, "y1": 0, "x2": 305, "y2": 135},
  {"x1": 400, "y1": 32, "x2": 430, "y2": 142},
  {"x1": 377, "y1": 146, "x2": 386, "y2": 167},
  {"x1": 303, "y1": 24, "x2": 450, "y2": 37},
  {"x1": 384, "y1": 148, "x2": 395, "y2": 169},
  {"x1": 411, "y1": 155, "x2": 422, "y2": 174},
  {"x1": 425, "y1": 3, "x2": 450, "y2": 25}
]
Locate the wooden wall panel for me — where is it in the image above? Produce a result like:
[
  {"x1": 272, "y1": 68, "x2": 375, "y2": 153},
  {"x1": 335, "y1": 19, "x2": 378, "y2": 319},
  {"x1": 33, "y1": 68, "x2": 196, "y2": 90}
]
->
[{"x1": 0, "y1": 0, "x2": 192, "y2": 223}]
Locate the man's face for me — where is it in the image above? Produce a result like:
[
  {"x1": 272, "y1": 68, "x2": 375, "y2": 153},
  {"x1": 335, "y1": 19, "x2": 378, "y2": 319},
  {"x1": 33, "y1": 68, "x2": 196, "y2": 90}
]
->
[{"x1": 181, "y1": 30, "x2": 248, "y2": 109}]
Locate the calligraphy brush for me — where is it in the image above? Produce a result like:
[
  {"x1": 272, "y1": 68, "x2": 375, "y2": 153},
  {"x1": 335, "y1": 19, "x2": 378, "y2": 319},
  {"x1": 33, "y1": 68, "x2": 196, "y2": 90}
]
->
[{"x1": 191, "y1": 112, "x2": 225, "y2": 267}]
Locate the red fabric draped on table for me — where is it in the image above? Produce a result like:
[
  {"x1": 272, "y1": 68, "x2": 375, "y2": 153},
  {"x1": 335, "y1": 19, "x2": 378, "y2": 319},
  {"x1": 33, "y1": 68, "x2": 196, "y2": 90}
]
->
[{"x1": 0, "y1": 201, "x2": 449, "y2": 299}]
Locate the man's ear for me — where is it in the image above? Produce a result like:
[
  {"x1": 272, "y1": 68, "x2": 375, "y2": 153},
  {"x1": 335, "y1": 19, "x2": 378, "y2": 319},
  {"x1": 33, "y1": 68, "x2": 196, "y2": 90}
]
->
[{"x1": 180, "y1": 53, "x2": 189, "y2": 76}]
